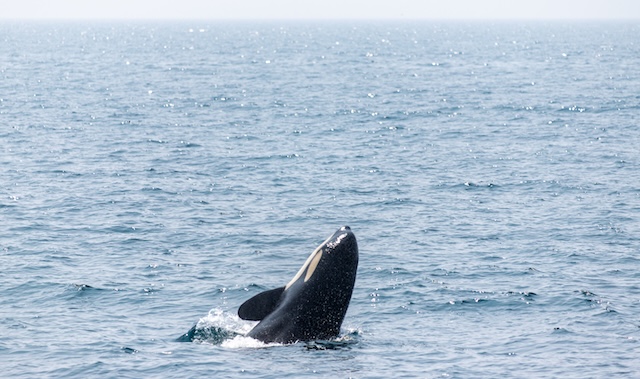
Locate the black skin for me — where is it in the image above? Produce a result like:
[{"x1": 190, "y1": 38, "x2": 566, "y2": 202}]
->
[{"x1": 239, "y1": 226, "x2": 358, "y2": 344}]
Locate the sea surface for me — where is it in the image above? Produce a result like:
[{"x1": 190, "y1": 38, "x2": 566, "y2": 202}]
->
[{"x1": 1, "y1": 21, "x2": 639, "y2": 378}]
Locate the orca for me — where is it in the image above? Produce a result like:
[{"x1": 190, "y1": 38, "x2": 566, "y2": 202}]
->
[{"x1": 238, "y1": 226, "x2": 358, "y2": 344}]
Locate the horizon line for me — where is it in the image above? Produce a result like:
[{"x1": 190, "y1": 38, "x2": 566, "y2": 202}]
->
[{"x1": 2, "y1": 16, "x2": 639, "y2": 22}]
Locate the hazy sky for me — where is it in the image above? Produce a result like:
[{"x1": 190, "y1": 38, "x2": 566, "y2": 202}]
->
[{"x1": 2, "y1": 0, "x2": 639, "y2": 20}]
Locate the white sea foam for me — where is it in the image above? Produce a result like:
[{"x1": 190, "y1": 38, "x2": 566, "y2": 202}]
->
[
  {"x1": 196, "y1": 308, "x2": 255, "y2": 336},
  {"x1": 221, "y1": 335, "x2": 280, "y2": 349}
]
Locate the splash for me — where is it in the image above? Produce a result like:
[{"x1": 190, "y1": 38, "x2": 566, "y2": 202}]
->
[
  {"x1": 179, "y1": 309, "x2": 362, "y2": 348},
  {"x1": 199, "y1": 308, "x2": 255, "y2": 335},
  {"x1": 178, "y1": 308, "x2": 255, "y2": 344},
  {"x1": 221, "y1": 335, "x2": 279, "y2": 349}
]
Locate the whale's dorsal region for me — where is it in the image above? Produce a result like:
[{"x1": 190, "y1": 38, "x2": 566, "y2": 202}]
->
[{"x1": 238, "y1": 226, "x2": 359, "y2": 344}]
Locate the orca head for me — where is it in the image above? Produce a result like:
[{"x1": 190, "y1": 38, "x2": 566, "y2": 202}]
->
[{"x1": 285, "y1": 225, "x2": 358, "y2": 292}]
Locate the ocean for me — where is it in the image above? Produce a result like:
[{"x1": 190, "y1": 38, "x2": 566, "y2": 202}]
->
[{"x1": 1, "y1": 20, "x2": 639, "y2": 378}]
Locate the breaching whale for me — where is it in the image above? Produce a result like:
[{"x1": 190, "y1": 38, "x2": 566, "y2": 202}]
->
[{"x1": 238, "y1": 226, "x2": 358, "y2": 344}]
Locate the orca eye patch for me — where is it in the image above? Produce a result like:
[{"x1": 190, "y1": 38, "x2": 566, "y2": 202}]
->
[{"x1": 304, "y1": 251, "x2": 323, "y2": 282}]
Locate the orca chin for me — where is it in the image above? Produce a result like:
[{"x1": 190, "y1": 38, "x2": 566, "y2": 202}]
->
[{"x1": 238, "y1": 226, "x2": 359, "y2": 344}]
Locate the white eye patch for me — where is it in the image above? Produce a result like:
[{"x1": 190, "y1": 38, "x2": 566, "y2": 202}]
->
[
  {"x1": 304, "y1": 251, "x2": 323, "y2": 282},
  {"x1": 285, "y1": 233, "x2": 333, "y2": 290}
]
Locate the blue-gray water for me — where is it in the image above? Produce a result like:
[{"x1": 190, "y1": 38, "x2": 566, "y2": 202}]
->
[{"x1": 1, "y1": 21, "x2": 639, "y2": 378}]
